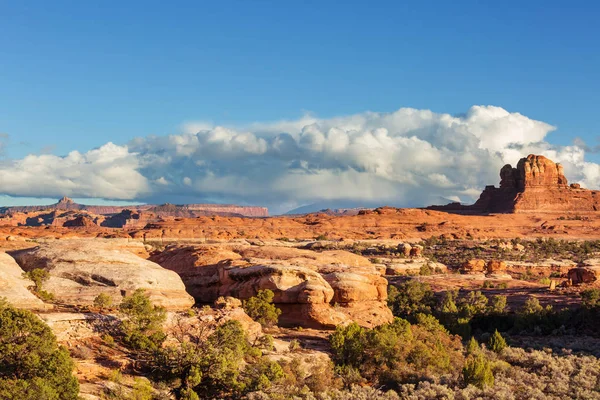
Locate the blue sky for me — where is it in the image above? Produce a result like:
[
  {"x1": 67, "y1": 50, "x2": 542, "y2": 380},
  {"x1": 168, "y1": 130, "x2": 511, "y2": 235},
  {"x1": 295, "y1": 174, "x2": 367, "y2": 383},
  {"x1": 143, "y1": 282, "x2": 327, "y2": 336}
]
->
[{"x1": 1, "y1": 1, "x2": 600, "y2": 212}]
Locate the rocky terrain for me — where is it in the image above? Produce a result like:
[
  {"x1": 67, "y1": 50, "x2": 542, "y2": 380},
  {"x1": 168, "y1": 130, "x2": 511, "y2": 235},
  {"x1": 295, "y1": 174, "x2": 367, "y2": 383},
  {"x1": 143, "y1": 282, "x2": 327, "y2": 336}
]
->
[
  {"x1": 149, "y1": 244, "x2": 392, "y2": 328},
  {"x1": 4, "y1": 155, "x2": 600, "y2": 399}
]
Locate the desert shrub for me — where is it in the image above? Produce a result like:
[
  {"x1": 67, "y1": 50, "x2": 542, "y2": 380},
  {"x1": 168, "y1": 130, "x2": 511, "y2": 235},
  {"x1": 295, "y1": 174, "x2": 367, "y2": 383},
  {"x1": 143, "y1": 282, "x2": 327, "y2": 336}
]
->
[
  {"x1": 437, "y1": 290, "x2": 458, "y2": 314},
  {"x1": 119, "y1": 289, "x2": 167, "y2": 351},
  {"x1": 466, "y1": 337, "x2": 480, "y2": 355},
  {"x1": 539, "y1": 277, "x2": 551, "y2": 286},
  {"x1": 581, "y1": 288, "x2": 600, "y2": 308},
  {"x1": 243, "y1": 289, "x2": 282, "y2": 328},
  {"x1": 458, "y1": 291, "x2": 488, "y2": 319},
  {"x1": 487, "y1": 295, "x2": 507, "y2": 314},
  {"x1": 482, "y1": 281, "x2": 495, "y2": 289},
  {"x1": 463, "y1": 354, "x2": 494, "y2": 389},
  {"x1": 330, "y1": 317, "x2": 464, "y2": 389},
  {"x1": 513, "y1": 296, "x2": 571, "y2": 334},
  {"x1": 387, "y1": 281, "x2": 435, "y2": 319},
  {"x1": 94, "y1": 293, "x2": 113, "y2": 310},
  {"x1": 22, "y1": 268, "x2": 49, "y2": 291},
  {"x1": 129, "y1": 377, "x2": 153, "y2": 400},
  {"x1": 488, "y1": 330, "x2": 507, "y2": 353},
  {"x1": 101, "y1": 333, "x2": 115, "y2": 346},
  {"x1": 0, "y1": 298, "x2": 79, "y2": 399},
  {"x1": 22, "y1": 268, "x2": 55, "y2": 301},
  {"x1": 418, "y1": 264, "x2": 433, "y2": 276},
  {"x1": 288, "y1": 339, "x2": 301, "y2": 352},
  {"x1": 497, "y1": 282, "x2": 508, "y2": 289},
  {"x1": 150, "y1": 319, "x2": 285, "y2": 398}
]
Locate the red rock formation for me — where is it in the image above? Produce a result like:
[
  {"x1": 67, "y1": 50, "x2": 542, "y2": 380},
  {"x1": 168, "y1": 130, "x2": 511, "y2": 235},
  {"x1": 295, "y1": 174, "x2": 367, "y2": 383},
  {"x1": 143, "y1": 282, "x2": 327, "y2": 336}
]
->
[{"x1": 430, "y1": 154, "x2": 600, "y2": 214}]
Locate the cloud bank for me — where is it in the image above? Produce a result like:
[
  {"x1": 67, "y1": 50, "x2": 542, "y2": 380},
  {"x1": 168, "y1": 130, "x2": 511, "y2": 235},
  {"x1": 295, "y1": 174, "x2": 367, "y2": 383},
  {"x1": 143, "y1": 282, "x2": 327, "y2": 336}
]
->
[{"x1": 1, "y1": 105, "x2": 599, "y2": 214}]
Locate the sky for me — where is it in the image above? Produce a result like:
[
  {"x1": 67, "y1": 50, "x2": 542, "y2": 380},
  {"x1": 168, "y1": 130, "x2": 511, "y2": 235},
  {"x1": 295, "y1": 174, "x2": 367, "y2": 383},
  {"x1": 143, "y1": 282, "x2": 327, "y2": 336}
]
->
[{"x1": 1, "y1": 1, "x2": 600, "y2": 214}]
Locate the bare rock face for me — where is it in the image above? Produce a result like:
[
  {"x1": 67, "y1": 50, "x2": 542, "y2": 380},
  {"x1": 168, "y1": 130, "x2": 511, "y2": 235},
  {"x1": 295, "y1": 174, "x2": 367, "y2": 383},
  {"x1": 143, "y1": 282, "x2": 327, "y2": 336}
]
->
[
  {"x1": 0, "y1": 252, "x2": 50, "y2": 310},
  {"x1": 150, "y1": 244, "x2": 393, "y2": 329},
  {"x1": 486, "y1": 260, "x2": 507, "y2": 274},
  {"x1": 430, "y1": 154, "x2": 600, "y2": 213},
  {"x1": 461, "y1": 259, "x2": 486, "y2": 274},
  {"x1": 10, "y1": 239, "x2": 194, "y2": 310},
  {"x1": 568, "y1": 259, "x2": 600, "y2": 284}
]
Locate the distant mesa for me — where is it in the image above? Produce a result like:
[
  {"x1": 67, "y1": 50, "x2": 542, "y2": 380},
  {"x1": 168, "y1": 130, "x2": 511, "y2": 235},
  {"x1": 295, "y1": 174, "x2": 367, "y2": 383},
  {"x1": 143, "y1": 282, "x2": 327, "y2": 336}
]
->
[
  {"x1": 0, "y1": 197, "x2": 268, "y2": 228},
  {"x1": 429, "y1": 154, "x2": 600, "y2": 214}
]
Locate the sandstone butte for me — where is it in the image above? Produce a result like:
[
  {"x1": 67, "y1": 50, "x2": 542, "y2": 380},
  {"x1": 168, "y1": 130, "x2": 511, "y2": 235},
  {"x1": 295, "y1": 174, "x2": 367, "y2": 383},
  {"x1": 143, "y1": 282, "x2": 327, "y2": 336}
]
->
[{"x1": 429, "y1": 154, "x2": 600, "y2": 213}]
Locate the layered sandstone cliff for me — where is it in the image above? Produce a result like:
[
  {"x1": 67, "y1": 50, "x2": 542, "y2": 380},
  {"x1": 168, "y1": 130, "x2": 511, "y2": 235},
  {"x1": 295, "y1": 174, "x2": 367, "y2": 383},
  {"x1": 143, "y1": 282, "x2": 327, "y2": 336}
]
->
[
  {"x1": 430, "y1": 154, "x2": 600, "y2": 214},
  {"x1": 149, "y1": 244, "x2": 393, "y2": 329}
]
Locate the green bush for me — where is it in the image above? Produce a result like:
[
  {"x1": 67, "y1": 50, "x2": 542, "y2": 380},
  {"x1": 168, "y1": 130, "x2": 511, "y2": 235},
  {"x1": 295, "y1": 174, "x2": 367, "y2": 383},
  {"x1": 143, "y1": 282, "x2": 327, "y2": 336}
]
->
[
  {"x1": 243, "y1": 289, "x2": 282, "y2": 328},
  {"x1": 463, "y1": 355, "x2": 494, "y2": 389},
  {"x1": 329, "y1": 317, "x2": 464, "y2": 389},
  {"x1": 488, "y1": 295, "x2": 507, "y2": 314},
  {"x1": 22, "y1": 268, "x2": 55, "y2": 301},
  {"x1": 119, "y1": 289, "x2": 167, "y2": 351},
  {"x1": 488, "y1": 330, "x2": 507, "y2": 353},
  {"x1": 0, "y1": 298, "x2": 79, "y2": 399},
  {"x1": 581, "y1": 288, "x2": 600, "y2": 308},
  {"x1": 387, "y1": 281, "x2": 435, "y2": 319},
  {"x1": 466, "y1": 337, "x2": 480, "y2": 355},
  {"x1": 93, "y1": 293, "x2": 113, "y2": 310},
  {"x1": 22, "y1": 268, "x2": 49, "y2": 291}
]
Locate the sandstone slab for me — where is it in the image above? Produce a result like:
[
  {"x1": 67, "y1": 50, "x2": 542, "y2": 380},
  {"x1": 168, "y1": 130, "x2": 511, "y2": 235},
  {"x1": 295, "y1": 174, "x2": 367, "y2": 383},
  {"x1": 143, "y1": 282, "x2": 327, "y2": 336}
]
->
[
  {"x1": 10, "y1": 239, "x2": 194, "y2": 310},
  {"x1": 0, "y1": 252, "x2": 50, "y2": 310}
]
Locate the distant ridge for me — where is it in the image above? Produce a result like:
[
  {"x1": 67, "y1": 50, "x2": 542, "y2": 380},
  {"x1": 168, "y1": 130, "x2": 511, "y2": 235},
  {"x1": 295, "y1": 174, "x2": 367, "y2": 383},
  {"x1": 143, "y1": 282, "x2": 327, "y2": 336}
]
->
[{"x1": 0, "y1": 197, "x2": 269, "y2": 218}]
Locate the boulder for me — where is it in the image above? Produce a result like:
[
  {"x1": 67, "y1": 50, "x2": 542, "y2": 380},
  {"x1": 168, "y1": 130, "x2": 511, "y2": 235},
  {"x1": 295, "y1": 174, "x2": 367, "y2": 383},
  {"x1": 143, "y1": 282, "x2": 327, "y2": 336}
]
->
[
  {"x1": 461, "y1": 259, "x2": 486, "y2": 273},
  {"x1": 0, "y1": 252, "x2": 50, "y2": 310},
  {"x1": 398, "y1": 243, "x2": 412, "y2": 257},
  {"x1": 10, "y1": 239, "x2": 194, "y2": 310},
  {"x1": 568, "y1": 267, "x2": 600, "y2": 285},
  {"x1": 568, "y1": 259, "x2": 600, "y2": 285},
  {"x1": 486, "y1": 260, "x2": 507, "y2": 274},
  {"x1": 410, "y1": 245, "x2": 423, "y2": 257}
]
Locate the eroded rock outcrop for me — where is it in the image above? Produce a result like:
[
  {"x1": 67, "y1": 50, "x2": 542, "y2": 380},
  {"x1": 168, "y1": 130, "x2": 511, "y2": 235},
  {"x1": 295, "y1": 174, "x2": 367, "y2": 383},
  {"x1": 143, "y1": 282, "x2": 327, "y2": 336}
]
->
[
  {"x1": 568, "y1": 259, "x2": 600, "y2": 285},
  {"x1": 150, "y1": 244, "x2": 393, "y2": 328},
  {"x1": 10, "y1": 239, "x2": 194, "y2": 310},
  {"x1": 430, "y1": 154, "x2": 600, "y2": 213},
  {"x1": 0, "y1": 252, "x2": 50, "y2": 310}
]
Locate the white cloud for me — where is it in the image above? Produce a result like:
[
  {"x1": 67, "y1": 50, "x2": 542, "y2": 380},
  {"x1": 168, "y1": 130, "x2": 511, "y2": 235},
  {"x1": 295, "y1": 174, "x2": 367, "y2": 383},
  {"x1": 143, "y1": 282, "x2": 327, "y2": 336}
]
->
[
  {"x1": 0, "y1": 106, "x2": 598, "y2": 213},
  {"x1": 0, "y1": 142, "x2": 149, "y2": 199}
]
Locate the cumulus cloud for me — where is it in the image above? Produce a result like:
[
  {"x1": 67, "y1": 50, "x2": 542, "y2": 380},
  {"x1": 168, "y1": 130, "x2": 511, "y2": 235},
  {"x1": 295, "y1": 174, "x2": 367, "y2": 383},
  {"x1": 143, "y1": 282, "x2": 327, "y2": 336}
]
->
[
  {"x1": 0, "y1": 142, "x2": 149, "y2": 199},
  {"x1": 0, "y1": 105, "x2": 598, "y2": 213}
]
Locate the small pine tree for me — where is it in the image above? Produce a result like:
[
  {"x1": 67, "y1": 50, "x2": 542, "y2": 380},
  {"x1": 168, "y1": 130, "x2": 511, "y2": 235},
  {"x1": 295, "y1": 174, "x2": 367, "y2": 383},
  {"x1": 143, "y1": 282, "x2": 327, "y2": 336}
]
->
[
  {"x1": 93, "y1": 293, "x2": 113, "y2": 310},
  {"x1": 119, "y1": 289, "x2": 167, "y2": 351},
  {"x1": 488, "y1": 330, "x2": 507, "y2": 353},
  {"x1": 466, "y1": 337, "x2": 480, "y2": 355},
  {"x1": 463, "y1": 355, "x2": 494, "y2": 389},
  {"x1": 23, "y1": 268, "x2": 50, "y2": 291},
  {"x1": 243, "y1": 289, "x2": 282, "y2": 328},
  {"x1": 488, "y1": 295, "x2": 507, "y2": 314}
]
